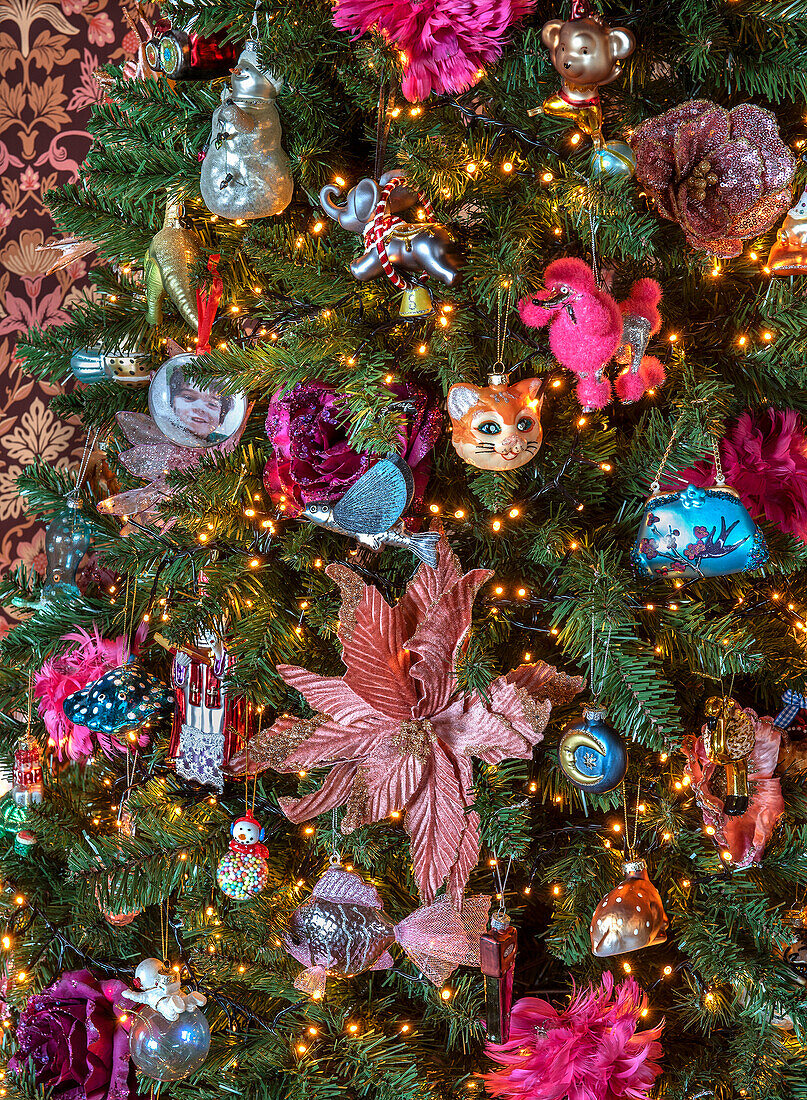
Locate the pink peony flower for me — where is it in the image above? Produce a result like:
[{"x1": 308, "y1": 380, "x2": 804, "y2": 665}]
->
[
  {"x1": 667, "y1": 408, "x2": 807, "y2": 543},
  {"x1": 332, "y1": 0, "x2": 537, "y2": 101},
  {"x1": 631, "y1": 100, "x2": 795, "y2": 257},
  {"x1": 484, "y1": 973, "x2": 663, "y2": 1100},
  {"x1": 264, "y1": 380, "x2": 442, "y2": 513},
  {"x1": 87, "y1": 11, "x2": 115, "y2": 46},
  {"x1": 19, "y1": 166, "x2": 39, "y2": 192},
  {"x1": 0, "y1": 205, "x2": 11, "y2": 230},
  {"x1": 33, "y1": 628, "x2": 148, "y2": 762}
]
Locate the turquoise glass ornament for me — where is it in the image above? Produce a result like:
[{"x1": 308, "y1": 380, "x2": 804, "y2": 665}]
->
[
  {"x1": 558, "y1": 706, "x2": 627, "y2": 794},
  {"x1": 632, "y1": 483, "x2": 768, "y2": 580},
  {"x1": 590, "y1": 140, "x2": 636, "y2": 179},
  {"x1": 70, "y1": 347, "x2": 151, "y2": 385},
  {"x1": 43, "y1": 503, "x2": 92, "y2": 601},
  {"x1": 63, "y1": 663, "x2": 173, "y2": 735}
]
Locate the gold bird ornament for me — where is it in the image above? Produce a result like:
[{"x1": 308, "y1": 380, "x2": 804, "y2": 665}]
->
[{"x1": 144, "y1": 196, "x2": 202, "y2": 330}]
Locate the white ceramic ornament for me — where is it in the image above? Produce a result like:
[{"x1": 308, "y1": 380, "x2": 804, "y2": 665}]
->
[
  {"x1": 122, "y1": 958, "x2": 207, "y2": 1022},
  {"x1": 200, "y1": 40, "x2": 293, "y2": 220}
]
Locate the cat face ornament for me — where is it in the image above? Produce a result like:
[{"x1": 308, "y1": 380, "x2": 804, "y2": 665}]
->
[{"x1": 447, "y1": 375, "x2": 544, "y2": 471}]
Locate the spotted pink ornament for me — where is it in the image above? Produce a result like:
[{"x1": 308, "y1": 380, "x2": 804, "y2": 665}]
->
[{"x1": 683, "y1": 709, "x2": 784, "y2": 868}]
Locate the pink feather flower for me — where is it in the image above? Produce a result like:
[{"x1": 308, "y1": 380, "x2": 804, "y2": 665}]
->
[
  {"x1": 484, "y1": 973, "x2": 663, "y2": 1100},
  {"x1": 666, "y1": 408, "x2": 807, "y2": 543},
  {"x1": 33, "y1": 628, "x2": 147, "y2": 762},
  {"x1": 332, "y1": 0, "x2": 537, "y2": 101}
]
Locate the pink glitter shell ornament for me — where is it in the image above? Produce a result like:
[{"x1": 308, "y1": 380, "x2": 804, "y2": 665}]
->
[
  {"x1": 483, "y1": 972, "x2": 663, "y2": 1100},
  {"x1": 683, "y1": 708, "x2": 784, "y2": 869},
  {"x1": 631, "y1": 100, "x2": 795, "y2": 257}
]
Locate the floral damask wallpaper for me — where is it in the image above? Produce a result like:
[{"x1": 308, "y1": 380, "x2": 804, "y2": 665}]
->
[{"x1": 0, "y1": 0, "x2": 134, "y2": 632}]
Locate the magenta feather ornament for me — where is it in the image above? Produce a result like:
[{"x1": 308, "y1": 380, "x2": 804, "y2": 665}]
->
[
  {"x1": 484, "y1": 973, "x2": 663, "y2": 1100},
  {"x1": 33, "y1": 628, "x2": 148, "y2": 762},
  {"x1": 332, "y1": 0, "x2": 537, "y2": 102}
]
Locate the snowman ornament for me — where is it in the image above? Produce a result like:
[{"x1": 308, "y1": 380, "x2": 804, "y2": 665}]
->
[
  {"x1": 216, "y1": 811, "x2": 270, "y2": 900},
  {"x1": 200, "y1": 37, "x2": 293, "y2": 220},
  {"x1": 122, "y1": 959, "x2": 207, "y2": 1022}
]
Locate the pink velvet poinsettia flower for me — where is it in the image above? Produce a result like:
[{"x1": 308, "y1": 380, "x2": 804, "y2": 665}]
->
[
  {"x1": 332, "y1": 0, "x2": 537, "y2": 102},
  {"x1": 631, "y1": 100, "x2": 795, "y2": 257},
  {"x1": 229, "y1": 534, "x2": 583, "y2": 903},
  {"x1": 683, "y1": 709, "x2": 784, "y2": 869},
  {"x1": 666, "y1": 409, "x2": 807, "y2": 543},
  {"x1": 484, "y1": 972, "x2": 663, "y2": 1100}
]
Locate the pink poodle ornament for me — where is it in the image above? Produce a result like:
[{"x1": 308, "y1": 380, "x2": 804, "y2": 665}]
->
[
  {"x1": 683, "y1": 708, "x2": 784, "y2": 869},
  {"x1": 518, "y1": 258, "x2": 664, "y2": 411}
]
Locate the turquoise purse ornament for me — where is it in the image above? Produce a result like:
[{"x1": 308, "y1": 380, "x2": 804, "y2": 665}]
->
[{"x1": 632, "y1": 432, "x2": 768, "y2": 579}]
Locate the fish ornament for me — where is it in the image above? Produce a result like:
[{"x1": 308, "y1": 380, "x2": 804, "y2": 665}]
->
[
  {"x1": 299, "y1": 455, "x2": 440, "y2": 565},
  {"x1": 590, "y1": 858, "x2": 668, "y2": 957},
  {"x1": 63, "y1": 663, "x2": 173, "y2": 736},
  {"x1": 284, "y1": 861, "x2": 491, "y2": 998}
]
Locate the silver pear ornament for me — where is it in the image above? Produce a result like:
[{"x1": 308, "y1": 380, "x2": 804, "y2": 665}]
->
[{"x1": 200, "y1": 41, "x2": 293, "y2": 220}]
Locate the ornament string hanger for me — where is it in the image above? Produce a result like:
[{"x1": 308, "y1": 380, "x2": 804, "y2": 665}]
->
[
  {"x1": 491, "y1": 848, "x2": 514, "y2": 919},
  {"x1": 621, "y1": 777, "x2": 641, "y2": 861},
  {"x1": 588, "y1": 614, "x2": 613, "y2": 708},
  {"x1": 489, "y1": 280, "x2": 514, "y2": 386},
  {"x1": 330, "y1": 806, "x2": 341, "y2": 867}
]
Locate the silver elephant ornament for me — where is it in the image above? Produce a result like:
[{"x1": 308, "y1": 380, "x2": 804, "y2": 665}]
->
[
  {"x1": 319, "y1": 170, "x2": 463, "y2": 287},
  {"x1": 200, "y1": 42, "x2": 293, "y2": 220}
]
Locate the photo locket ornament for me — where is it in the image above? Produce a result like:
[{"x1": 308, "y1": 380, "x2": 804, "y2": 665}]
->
[{"x1": 632, "y1": 423, "x2": 768, "y2": 580}]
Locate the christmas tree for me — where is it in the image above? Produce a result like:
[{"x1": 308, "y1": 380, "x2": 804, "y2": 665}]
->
[{"x1": 4, "y1": 0, "x2": 807, "y2": 1098}]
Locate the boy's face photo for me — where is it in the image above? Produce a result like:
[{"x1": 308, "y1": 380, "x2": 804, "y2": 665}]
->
[{"x1": 171, "y1": 385, "x2": 224, "y2": 440}]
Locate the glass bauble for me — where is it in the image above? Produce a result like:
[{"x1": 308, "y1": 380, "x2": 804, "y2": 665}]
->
[
  {"x1": 558, "y1": 706, "x2": 627, "y2": 794},
  {"x1": 129, "y1": 1006, "x2": 210, "y2": 1081},
  {"x1": 216, "y1": 850, "x2": 268, "y2": 900}
]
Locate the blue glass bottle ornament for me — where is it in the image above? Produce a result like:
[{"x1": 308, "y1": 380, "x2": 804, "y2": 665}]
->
[
  {"x1": 589, "y1": 140, "x2": 636, "y2": 179},
  {"x1": 70, "y1": 347, "x2": 151, "y2": 385},
  {"x1": 557, "y1": 705, "x2": 627, "y2": 794},
  {"x1": 43, "y1": 502, "x2": 93, "y2": 601},
  {"x1": 632, "y1": 482, "x2": 768, "y2": 580}
]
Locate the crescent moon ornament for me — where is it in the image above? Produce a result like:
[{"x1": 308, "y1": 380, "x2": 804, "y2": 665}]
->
[{"x1": 558, "y1": 706, "x2": 628, "y2": 794}]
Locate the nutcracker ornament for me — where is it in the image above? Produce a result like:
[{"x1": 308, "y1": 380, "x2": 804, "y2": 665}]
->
[
  {"x1": 285, "y1": 859, "x2": 490, "y2": 999},
  {"x1": 200, "y1": 37, "x2": 293, "y2": 220},
  {"x1": 319, "y1": 170, "x2": 462, "y2": 316},
  {"x1": 216, "y1": 811, "x2": 269, "y2": 900},
  {"x1": 528, "y1": 0, "x2": 635, "y2": 157},
  {"x1": 591, "y1": 858, "x2": 668, "y2": 957},
  {"x1": 166, "y1": 629, "x2": 251, "y2": 791},
  {"x1": 767, "y1": 186, "x2": 807, "y2": 276}
]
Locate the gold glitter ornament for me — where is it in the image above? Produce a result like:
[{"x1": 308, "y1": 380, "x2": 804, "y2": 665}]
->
[
  {"x1": 144, "y1": 197, "x2": 202, "y2": 330},
  {"x1": 590, "y1": 858, "x2": 668, "y2": 957},
  {"x1": 703, "y1": 696, "x2": 755, "y2": 816}
]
